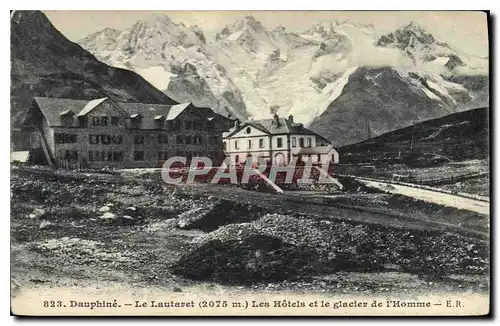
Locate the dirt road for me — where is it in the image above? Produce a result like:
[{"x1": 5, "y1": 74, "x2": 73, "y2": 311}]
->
[{"x1": 354, "y1": 177, "x2": 490, "y2": 216}]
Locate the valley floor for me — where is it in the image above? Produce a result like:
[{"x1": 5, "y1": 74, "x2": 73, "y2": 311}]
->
[{"x1": 10, "y1": 165, "x2": 490, "y2": 315}]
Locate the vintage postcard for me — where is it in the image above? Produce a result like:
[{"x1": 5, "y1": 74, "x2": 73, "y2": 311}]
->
[{"x1": 10, "y1": 10, "x2": 490, "y2": 316}]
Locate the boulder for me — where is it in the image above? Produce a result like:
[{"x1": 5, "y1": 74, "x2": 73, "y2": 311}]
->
[
  {"x1": 100, "y1": 212, "x2": 116, "y2": 219},
  {"x1": 98, "y1": 206, "x2": 111, "y2": 213},
  {"x1": 29, "y1": 208, "x2": 46, "y2": 219},
  {"x1": 39, "y1": 220, "x2": 52, "y2": 229},
  {"x1": 176, "y1": 199, "x2": 265, "y2": 232}
]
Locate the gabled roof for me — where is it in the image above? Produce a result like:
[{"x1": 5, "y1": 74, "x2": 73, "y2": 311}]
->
[
  {"x1": 224, "y1": 116, "x2": 330, "y2": 141},
  {"x1": 77, "y1": 98, "x2": 108, "y2": 117},
  {"x1": 34, "y1": 97, "x2": 89, "y2": 127},
  {"x1": 166, "y1": 103, "x2": 191, "y2": 120},
  {"x1": 33, "y1": 97, "x2": 223, "y2": 130}
]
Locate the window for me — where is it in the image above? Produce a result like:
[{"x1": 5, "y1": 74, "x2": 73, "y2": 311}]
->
[
  {"x1": 55, "y1": 133, "x2": 77, "y2": 144},
  {"x1": 92, "y1": 117, "x2": 100, "y2": 126},
  {"x1": 193, "y1": 135, "x2": 203, "y2": 145},
  {"x1": 246, "y1": 127, "x2": 251, "y2": 134},
  {"x1": 223, "y1": 141, "x2": 227, "y2": 150},
  {"x1": 176, "y1": 135, "x2": 184, "y2": 144},
  {"x1": 247, "y1": 140, "x2": 252, "y2": 149},
  {"x1": 134, "y1": 135, "x2": 144, "y2": 144},
  {"x1": 64, "y1": 150, "x2": 78, "y2": 160},
  {"x1": 101, "y1": 135, "x2": 112, "y2": 145},
  {"x1": 89, "y1": 134, "x2": 122, "y2": 145},
  {"x1": 307, "y1": 138, "x2": 312, "y2": 147},
  {"x1": 277, "y1": 137, "x2": 283, "y2": 148},
  {"x1": 158, "y1": 134, "x2": 168, "y2": 144},
  {"x1": 112, "y1": 135, "x2": 123, "y2": 145},
  {"x1": 90, "y1": 151, "x2": 122, "y2": 162},
  {"x1": 234, "y1": 140, "x2": 239, "y2": 150},
  {"x1": 101, "y1": 116, "x2": 108, "y2": 126},
  {"x1": 172, "y1": 121, "x2": 181, "y2": 131},
  {"x1": 134, "y1": 151, "x2": 144, "y2": 161},
  {"x1": 158, "y1": 152, "x2": 168, "y2": 161},
  {"x1": 185, "y1": 136, "x2": 192, "y2": 145},
  {"x1": 111, "y1": 117, "x2": 119, "y2": 126},
  {"x1": 113, "y1": 152, "x2": 123, "y2": 161},
  {"x1": 291, "y1": 137, "x2": 297, "y2": 148},
  {"x1": 299, "y1": 137, "x2": 304, "y2": 147},
  {"x1": 193, "y1": 121, "x2": 203, "y2": 130},
  {"x1": 259, "y1": 138, "x2": 264, "y2": 148},
  {"x1": 185, "y1": 121, "x2": 193, "y2": 129},
  {"x1": 131, "y1": 117, "x2": 142, "y2": 129}
]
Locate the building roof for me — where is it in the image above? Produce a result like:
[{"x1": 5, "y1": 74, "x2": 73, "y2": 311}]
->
[
  {"x1": 296, "y1": 145, "x2": 336, "y2": 155},
  {"x1": 225, "y1": 115, "x2": 331, "y2": 142},
  {"x1": 33, "y1": 97, "x2": 221, "y2": 129},
  {"x1": 34, "y1": 97, "x2": 89, "y2": 127},
  {"x1": 77, "y1": 98, "x2": 108, "y2": 116},
  {"x1": 166, "y1": 103, "x2": 191, "y2": 120}
]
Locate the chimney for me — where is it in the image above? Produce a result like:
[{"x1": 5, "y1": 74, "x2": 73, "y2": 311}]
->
[
  {"x1": 273, "y1": 113, "x2": 280, "y2": 127},
  {"x1": 288, "y1": 114, "x2": 294, "y2": 124},
  {"x1": 233, "y1": 119, "x2": 240, "y2": 129}
]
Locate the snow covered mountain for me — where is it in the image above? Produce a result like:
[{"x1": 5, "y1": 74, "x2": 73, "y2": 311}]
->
[
  {"x1": 79, "y1": 15, "x2": 248, "y2": 120},
  {"x1": 78, "y1": 16, "x2": 489, "y2": 145}
]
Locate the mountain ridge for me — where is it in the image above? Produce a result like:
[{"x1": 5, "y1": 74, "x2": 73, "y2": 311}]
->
[
  {"x1": 74, "y1": 14, "x2": 488, "y2": 145},
  {"x1": 11, "y1": 11, "x2": 177, "y2": 129}
]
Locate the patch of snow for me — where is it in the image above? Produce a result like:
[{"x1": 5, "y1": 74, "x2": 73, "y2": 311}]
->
[
  {"x1": 135, "y1": 66, "x2": 176, "y2": 91},
  {"x1": 227, "y1": 30, "x2": 244, "y2": 41},
  {"x1": 431, "y1": 56, "x2": 450, "y2": 66},
  {"x1": 421, "y1": 86, "x2": 441, "y2": 101}
]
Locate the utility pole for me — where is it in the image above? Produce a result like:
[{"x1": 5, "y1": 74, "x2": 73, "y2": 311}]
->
[
  {"x1": 367, "y1": 119, "x2": 371, "y2": 141},
  {"x1": 410, "y1": 120, "x2": 415, "y2": 151}
]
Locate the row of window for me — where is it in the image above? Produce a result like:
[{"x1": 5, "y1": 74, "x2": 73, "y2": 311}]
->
[
  {"x1": 58, "y1": 133, "x2": 216, "y2": 146},
  {"x1": 92, "y1": 116, "x2": 120, "y2": 127},
  {"x1": 90, "y1": 115, "x2": 218, "y2": 131},
  {"x1": 89, "y1": 151, "x2": 124, "y2": 162},
  {"x1": 62, "y1": 150, "x2": 224, "y2": 163},
  {"x1": 89, "y1": 134, "x2": 123, "y2": 145},
  {"x1": 176, "y1": 135, "x2": 205, "y2": 145},
  {"x1": 291, "y1": 137, "x2": 312, "y2": 148},
  {"x1": 226, "y1": 137, "x2": 314, "y2": 150},
  {"x1": 55, "y1": 133, "x2": 77, "y2": 144}
]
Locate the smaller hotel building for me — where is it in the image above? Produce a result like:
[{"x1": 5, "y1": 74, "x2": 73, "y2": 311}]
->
[{"x1": 222, "y1": 114, "x2": 339, "y2": 166}]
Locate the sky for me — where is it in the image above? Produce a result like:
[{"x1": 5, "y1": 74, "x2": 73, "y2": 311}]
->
[{"x1": 43, "y1": 10, "x2": 489, "y2": 57}]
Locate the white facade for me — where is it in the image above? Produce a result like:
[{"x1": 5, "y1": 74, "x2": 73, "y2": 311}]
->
[{"x1": 222, "y1": 115, "x2": 336, "y2": 166}]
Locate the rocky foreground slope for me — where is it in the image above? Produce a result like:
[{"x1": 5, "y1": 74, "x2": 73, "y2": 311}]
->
[{"x1": 11, "y1": 166, "x2": 489, "y2": 293}]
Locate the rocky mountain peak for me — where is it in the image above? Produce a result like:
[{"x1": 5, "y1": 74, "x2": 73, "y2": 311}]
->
[
  {"x1": 127, "y1": 14, "x2": 204, "y2": 49},
  {"x1": 305, "y1": 22, "x2": 327, "y2": 36},
  {"x1": 232, "y1": 15, "x2": 264, "y2": 32},
  {"x1": 377, "y1": 22, "x2": 436, "y2": 49}
]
